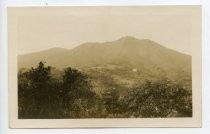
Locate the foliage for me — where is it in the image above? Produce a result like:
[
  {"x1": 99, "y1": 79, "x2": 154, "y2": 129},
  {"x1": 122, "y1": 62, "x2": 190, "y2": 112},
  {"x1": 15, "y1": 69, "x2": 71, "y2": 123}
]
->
[
  {"x1": 101, "y1": 88, "x2": 121, "y2": 117},
  {"x1": 59, "y1": 67, "x2": 96, "y2": 118},
  {"x1": 18, "y1": 62, "x2": 192, "y2": 118},
  {"x1": 18, "y1": 61, "x2": 57, "y2": 118},
  {"x1": 124, "y1": 80, "x2": 192, "y2": 117},
  {"x1": 18, "y1": 62, "x2": 96, "y2": 118}
]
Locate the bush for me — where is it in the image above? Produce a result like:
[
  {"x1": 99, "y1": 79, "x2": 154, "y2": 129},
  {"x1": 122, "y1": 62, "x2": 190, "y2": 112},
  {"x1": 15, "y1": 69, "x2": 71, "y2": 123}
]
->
[
  {"x1": 125, "y1": 80, "x2": 192, "y2": 117},
  {"x1": 18, "y1": 62, "x2": 192, "y2": 118},
  {"x1": 18, "y1": 62, "x2": 97, "y2": 118}
]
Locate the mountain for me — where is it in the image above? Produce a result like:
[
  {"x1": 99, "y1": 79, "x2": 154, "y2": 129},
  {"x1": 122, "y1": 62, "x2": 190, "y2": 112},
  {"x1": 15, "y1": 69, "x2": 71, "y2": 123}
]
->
[
  {"x1": 18, "y1": 36, "x2": 191, "y2": 90},
  {"x1": 18, "y1": 36, "x2": 191, "y2": 69}
]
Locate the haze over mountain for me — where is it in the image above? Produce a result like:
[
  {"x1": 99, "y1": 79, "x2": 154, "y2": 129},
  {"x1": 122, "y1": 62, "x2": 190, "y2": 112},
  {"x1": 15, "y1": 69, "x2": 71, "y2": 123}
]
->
[
  {"x1": 18, "y1": 36, "x2": 191, "y2": 70},
  {"x1": 18, "y1": 36, "x2": 192, "y2": 91}
]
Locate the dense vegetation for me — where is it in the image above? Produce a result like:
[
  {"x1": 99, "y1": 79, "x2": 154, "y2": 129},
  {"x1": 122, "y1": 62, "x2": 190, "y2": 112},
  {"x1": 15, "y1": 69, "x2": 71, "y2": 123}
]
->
[{"x1": 18, "y1": 62, "x2": 192, "y2": 119}]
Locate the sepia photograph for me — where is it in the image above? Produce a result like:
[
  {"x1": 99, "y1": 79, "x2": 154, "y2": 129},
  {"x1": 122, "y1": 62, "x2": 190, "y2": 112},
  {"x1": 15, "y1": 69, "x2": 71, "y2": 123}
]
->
[{"x1": 8, "y1": 6, "x2": 201, "y2": 128}]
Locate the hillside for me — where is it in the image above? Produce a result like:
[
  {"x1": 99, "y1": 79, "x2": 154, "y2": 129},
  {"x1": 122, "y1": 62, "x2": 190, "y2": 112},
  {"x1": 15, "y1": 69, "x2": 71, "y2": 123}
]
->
[
  {"x1": 18, "y1": 36, "x2": 191, "y2": 69},
  {"x1": 18, "y1": 36, "x2": 192, "y2": 90}
]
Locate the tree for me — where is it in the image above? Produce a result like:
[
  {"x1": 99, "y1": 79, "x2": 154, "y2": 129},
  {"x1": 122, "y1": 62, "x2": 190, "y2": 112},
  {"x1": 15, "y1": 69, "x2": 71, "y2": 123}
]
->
[
  {"x1": 18, "y1": 61, "x2": 61, "y2": 118},
  {"x1": 126, "y1": 79, "x2": 192, "y2": 117},
  {"x1": 102, "y1": 88, "x2": 122, "y2": 117},
  {"x1": 18, "y1": 63, "x2": 98, "y2": 118},
  {"x1": 60, "y1": 67, "x2": 96, "y2": 118}
]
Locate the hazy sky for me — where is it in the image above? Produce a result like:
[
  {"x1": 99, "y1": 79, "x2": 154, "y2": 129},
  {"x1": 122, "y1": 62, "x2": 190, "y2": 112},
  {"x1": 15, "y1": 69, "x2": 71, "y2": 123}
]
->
[{"x1": 16, "y1": 7, "x2": 192, "y2": 55}]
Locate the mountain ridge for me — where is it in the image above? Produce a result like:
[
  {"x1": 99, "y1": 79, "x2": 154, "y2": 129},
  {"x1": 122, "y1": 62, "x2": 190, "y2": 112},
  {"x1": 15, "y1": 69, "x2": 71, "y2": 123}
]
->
[
  {"x1": 18, "y1": 36, "x2": 191, "y2": 75},
  {"x1": 19, "y1": 36, "x2": 190, "y2": 56}
]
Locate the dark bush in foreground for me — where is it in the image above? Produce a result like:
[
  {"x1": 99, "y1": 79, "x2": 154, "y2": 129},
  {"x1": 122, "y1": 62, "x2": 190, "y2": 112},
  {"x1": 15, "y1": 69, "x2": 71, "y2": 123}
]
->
[{"x1": 18, "y1": 62, "x2": 96, "y2": 118}]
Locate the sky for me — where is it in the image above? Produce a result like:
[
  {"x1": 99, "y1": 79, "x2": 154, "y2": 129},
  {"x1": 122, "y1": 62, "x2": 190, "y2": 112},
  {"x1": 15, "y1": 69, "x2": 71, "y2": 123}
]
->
[{"x1": 16, "y1": 6, "x2": 192, "y2": 55}]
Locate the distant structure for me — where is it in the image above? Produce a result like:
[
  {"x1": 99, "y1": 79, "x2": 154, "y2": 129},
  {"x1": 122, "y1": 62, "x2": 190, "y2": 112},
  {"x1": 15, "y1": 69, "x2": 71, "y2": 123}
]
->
[{"x1": 132, "y1": 68, "x2": 137, "y2": 72}]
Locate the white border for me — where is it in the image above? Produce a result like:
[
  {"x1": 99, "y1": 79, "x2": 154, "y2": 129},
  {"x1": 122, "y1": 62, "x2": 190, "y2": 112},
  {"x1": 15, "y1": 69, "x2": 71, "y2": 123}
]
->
[
  {"x1": 1, "y1": 0, "x2": 210, "y2": 134},
  {"x1": 8, "y1": 6, "x2": 201, "y2": 128}
]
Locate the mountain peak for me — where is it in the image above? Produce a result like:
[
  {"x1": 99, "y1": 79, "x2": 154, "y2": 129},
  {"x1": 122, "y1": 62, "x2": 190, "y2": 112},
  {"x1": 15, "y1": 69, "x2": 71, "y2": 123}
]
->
[
  {"x1": 47, "y1": 47, "x2": 68, "y2": 51},
  {"x1": 117, "y1": 36, "x2": 153, "y2": 43},
  {"x1": 18, "y1": 36, "x2": 191, "y2": 74},
  {"x1": 118, "y1": 36, "x2": 138, "y2": 41}
]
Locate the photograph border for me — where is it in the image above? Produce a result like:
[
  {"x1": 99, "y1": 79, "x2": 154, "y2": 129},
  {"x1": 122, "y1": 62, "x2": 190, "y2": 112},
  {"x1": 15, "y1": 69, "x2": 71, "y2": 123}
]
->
[{"x1": 8, "y1": 6, "x2": 202, "y2": 128}]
